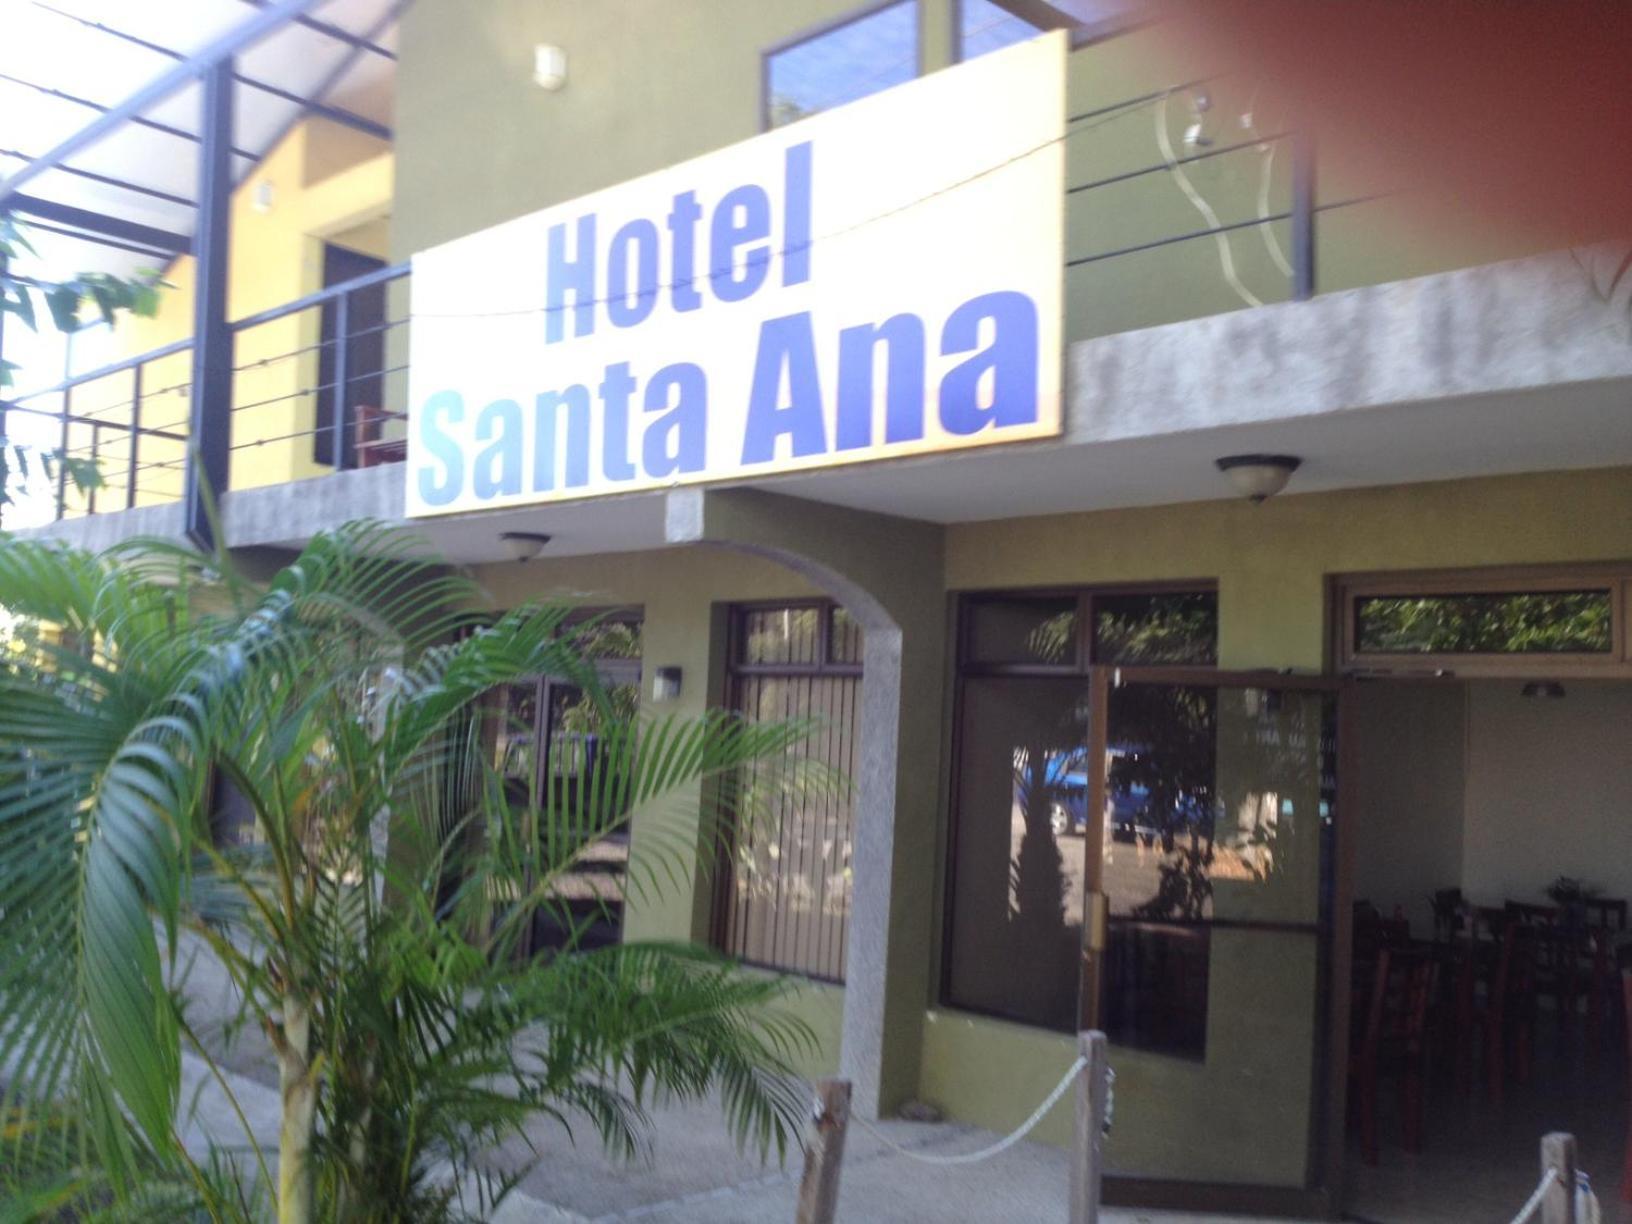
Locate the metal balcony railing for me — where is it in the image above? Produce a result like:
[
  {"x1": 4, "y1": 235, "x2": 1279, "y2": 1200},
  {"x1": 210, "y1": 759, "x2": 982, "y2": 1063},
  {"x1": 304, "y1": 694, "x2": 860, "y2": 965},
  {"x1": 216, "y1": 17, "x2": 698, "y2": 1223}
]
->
[{"x1": 0, "y1": 260, "x2": 409, "y2": 523}]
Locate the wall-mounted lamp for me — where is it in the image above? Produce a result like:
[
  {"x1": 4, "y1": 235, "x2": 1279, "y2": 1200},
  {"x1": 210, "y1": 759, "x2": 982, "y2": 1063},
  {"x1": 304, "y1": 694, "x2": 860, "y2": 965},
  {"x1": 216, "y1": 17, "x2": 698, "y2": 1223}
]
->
[
  {"x1": 1216, "y1": 454, "x2": 1302, "y2": 503},
  {"x1": 1520, "y1": 680, "x2": 1566, "y2": 699},
  {"x1": 251, "y1": 180, "x2": 275, "y2": 214},
  {"x1": 651, "y1": 666, "x2": 683, "y2": 703},
  {"x1": 533, "y1": 44, "x2": 568, "y2": 91},
  {"x1": 499, "y1": 531, "x2": 552, "y2": 562}
]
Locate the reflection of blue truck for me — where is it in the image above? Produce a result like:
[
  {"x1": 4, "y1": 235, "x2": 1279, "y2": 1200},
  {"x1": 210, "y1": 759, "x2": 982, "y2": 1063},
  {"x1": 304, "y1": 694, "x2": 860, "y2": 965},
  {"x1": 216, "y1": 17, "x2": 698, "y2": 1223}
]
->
[{"x1": 1030, "y1": 751, "x2": 1156, "y2": 842}]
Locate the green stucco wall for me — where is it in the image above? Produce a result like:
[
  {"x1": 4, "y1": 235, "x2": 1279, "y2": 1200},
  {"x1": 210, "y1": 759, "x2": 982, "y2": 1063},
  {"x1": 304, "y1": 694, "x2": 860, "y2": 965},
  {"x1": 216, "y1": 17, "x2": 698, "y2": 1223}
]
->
[
  {"x1": 394, "y1": 1, "x2": 1556, "y2": 348},
  {"x1": 389, "y1": 0, "x2": 1631, "y2": 1194},
  {"x1": 459, "y1": 465, "x2": 1632, "y2": 1188}
]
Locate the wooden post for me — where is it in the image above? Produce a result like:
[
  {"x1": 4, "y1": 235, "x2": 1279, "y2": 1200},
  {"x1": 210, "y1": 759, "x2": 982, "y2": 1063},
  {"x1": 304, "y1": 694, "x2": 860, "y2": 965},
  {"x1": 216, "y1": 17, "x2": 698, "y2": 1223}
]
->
[
  {"x1": 1540, "y1": 1132, "x2": 1577, "y2": 1224},
  {"x1": 796, "y1": 1078, "x2": 851, "y2": 1224},
  {"x1": 1070, "y1": 1031, "x2": 1110, "y2": 1224}
]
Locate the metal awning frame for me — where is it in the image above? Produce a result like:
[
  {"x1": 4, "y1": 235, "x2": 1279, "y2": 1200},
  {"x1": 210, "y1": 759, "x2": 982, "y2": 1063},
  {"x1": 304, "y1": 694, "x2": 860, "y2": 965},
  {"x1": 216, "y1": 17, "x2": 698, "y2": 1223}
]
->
[{"x1": 0, "y1": 0, "x2": 399, "y2": 547}]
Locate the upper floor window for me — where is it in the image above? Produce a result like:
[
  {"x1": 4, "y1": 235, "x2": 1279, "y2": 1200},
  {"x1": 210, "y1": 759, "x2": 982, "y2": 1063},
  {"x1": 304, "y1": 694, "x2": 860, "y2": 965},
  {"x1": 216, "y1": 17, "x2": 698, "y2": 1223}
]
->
[
  {"x1": 764, "y1": 0, "x2": 919, "y2": 130},
  {"x1": 957, "y1": 0, "x2": 1043, "y2": 60}
]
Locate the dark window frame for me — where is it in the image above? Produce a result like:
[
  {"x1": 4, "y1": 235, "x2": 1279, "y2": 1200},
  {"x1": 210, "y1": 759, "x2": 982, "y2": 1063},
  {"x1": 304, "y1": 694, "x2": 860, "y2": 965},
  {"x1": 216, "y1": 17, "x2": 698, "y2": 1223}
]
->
[
  {"x1": 957, "y1": 581, "x2": 1219, "y2": 676},
  {"x1": 759, "y1": 0, "x2": 921, "y2": 132},
  {"x1": 1333, "y1": 565, "x2": 1632, "y2": 678},
  {"x1": 939, "y1": 583, "x2": 1218, "y2": 1028},
  {"x1": 713, "y1": 598, "x2": 862, "y2": 984},
  {"x1": 726, "y1": 598, "x2": 866, "y2": 678}
]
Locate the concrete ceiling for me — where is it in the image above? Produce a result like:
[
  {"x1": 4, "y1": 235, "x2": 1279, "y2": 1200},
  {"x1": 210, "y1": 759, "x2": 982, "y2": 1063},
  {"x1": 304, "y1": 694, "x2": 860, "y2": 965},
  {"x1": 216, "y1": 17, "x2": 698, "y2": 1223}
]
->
[
  {"x1": 748, "y1": 375, "x2": 1632, "y2": 524},
  {"x1": 357, "y1": 371, "x2": 1632, "y2": 565}
]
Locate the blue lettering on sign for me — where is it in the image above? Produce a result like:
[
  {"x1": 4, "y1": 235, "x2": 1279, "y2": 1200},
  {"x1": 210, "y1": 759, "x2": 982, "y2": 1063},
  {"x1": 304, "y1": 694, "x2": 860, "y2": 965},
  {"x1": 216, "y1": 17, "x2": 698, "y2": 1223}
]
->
[
  {"x1": 533, "y1": 387, "x2": 590, "y2": 491},
  {"x1": 416, "y1": 390, "x2": 465, "y2": 506},
  {"x1": 644, "y1": 362, "x2": 707, "y2": 476},
  {"x1": 939, "y1": 291, "x2": 1038, "y2": 435},
  {"x1": 414, "y1": 136, "x2": 1048, "y2": 507},
  {"x1": 607, "y1": 219, "x2": 659, "y2": 328},
  {"x1": 742, "y1": 313, "x2": 825, "y2": 463},
  {"x1": 473, "y1": 398, "x2": 523, "y2": 497},
  {"x1": 545, "y1": 215, "x2": 596, "y2": 344},
  {"x1": 836, "y1": 314, "x2": 925, "y2": 450}
]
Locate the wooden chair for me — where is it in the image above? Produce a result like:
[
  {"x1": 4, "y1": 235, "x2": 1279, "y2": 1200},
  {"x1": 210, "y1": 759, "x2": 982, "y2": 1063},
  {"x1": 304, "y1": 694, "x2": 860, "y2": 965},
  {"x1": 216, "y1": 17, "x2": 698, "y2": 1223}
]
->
[
  {"x1": 1586, "y1": 898, "x2": 1629, "y2": 933},
  {"x1": 353, "y1": 404, "x2": 408, "y2": 468},
  {"x1": 1507, "y1": 900, "x2": 1588, "y2": 1042},
  {"x1": 1578, "y1": 900, "x2": 1628, "y2": 1048},
  {"x1": 1351, "y1": 945, "x2": 1438, "y2": 1165},
  {"x1": 1354, "y1": 903, "x2": 1412, "y2": 964},
  {"x1": 1456, "y1": 909, "x2": 1532, "y2": 1105}
]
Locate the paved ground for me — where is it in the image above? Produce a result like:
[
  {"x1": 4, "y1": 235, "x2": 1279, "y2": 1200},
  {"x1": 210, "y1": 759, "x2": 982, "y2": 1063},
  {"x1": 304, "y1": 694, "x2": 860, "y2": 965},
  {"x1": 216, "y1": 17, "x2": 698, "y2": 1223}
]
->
[
  {"x1": 166, "y1": 932, "x2": 1296, "y2": 1222},
  {"x1": 178, "y1": 1045, "x2": 1295, "y2": 1223}
]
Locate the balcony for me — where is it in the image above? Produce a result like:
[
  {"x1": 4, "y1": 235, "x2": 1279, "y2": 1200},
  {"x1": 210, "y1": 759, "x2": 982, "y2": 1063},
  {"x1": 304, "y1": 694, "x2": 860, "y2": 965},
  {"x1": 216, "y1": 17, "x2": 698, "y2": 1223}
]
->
[{"x1": 2, "y1": 261, "x2": 411, "y2": 524}]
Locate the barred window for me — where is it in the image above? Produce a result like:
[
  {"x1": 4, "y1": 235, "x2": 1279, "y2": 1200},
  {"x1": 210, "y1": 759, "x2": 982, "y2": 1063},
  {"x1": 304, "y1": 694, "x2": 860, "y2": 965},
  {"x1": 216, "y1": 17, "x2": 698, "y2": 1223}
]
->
[{"x1": 715, "y1": 602, "x2": 861, "y2": 982}]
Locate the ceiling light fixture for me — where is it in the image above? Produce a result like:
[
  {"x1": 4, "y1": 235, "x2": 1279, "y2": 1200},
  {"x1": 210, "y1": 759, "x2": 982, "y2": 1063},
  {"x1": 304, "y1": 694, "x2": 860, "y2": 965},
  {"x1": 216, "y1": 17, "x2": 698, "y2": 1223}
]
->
[
  {"x1": 1215, "y1": 454, "x2": 1302, "y2": 503},
  {"x1": 499, "y1": 531, "x2": 553, "y2": 562},
  {"x1": 533, "y1": 44, "x2": 567, "y2": 91},
  {"x1": 1520, "y1": 680, "x2": 1566, "y2": 700}
]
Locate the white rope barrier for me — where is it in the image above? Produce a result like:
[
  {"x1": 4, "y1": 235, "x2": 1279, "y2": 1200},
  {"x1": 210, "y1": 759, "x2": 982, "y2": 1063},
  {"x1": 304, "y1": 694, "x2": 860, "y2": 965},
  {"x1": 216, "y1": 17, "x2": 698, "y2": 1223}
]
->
[
  {"x1": 1508, "y1": 1168, "x2": 1557, "y2": 1224},
  {"x1": 844, "y1": 1055, "x2": 1095, "y2": 1167}
]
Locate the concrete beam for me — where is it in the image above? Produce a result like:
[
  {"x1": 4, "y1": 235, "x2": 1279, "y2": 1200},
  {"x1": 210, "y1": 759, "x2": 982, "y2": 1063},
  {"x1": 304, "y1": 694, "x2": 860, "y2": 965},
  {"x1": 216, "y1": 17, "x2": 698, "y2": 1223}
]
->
[
  {"x1": 1071, "y1": 245, "x2": 1632, "y2": 445},
  {"x1": 668, "y1": 487, "x2": 947, "y2": 1119}
]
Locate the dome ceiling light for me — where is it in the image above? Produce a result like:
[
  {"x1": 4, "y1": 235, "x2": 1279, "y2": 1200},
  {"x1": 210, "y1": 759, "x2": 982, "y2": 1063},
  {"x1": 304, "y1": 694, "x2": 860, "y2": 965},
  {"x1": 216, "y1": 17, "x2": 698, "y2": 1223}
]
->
[
  {"x1": 499, "y1": 531, "x2": 553, "y2": 562},
  {"x1": 1215, "y1": 454, "x2": 1302, "y2": 503}
]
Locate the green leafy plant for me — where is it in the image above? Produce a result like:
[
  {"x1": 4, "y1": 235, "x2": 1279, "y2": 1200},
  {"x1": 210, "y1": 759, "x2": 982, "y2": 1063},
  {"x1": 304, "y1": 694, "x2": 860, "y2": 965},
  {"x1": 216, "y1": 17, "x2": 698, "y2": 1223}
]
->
[
  {"x1": 0, "y1": 521, "x2": 830, "y2": 1222},
  {"x1": 0, "y1": 213, "x2": 163, "y2": 512}
]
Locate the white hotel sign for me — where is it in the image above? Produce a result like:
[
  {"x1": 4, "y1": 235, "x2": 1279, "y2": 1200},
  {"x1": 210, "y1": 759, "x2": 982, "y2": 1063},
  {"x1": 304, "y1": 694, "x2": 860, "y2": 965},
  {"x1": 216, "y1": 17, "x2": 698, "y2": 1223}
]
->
[{"x1": 405, "y1": 33, "x2": 1065, "y2": 517}]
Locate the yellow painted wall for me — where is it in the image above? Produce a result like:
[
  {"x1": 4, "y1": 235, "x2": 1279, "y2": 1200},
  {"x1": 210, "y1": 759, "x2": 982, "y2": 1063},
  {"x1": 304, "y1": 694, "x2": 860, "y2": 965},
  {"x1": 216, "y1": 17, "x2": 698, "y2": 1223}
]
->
[{"x1": 61, "y1": 119, "x2": 393, "y2": 516}]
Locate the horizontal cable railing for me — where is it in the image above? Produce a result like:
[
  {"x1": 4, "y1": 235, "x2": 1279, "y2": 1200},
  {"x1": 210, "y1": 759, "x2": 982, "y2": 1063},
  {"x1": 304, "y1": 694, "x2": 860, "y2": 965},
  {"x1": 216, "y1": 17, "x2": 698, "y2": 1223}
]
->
[
  {"x1": 0, "y1": 260, "x2": 410, "y2": 524},
  {"x1": 3, "y1": 31, "x2": 1428, "y2": 527}
]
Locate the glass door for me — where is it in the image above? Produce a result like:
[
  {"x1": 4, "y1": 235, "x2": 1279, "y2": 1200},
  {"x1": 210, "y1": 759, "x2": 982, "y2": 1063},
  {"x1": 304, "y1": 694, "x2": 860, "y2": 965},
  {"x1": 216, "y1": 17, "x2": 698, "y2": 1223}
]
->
[{"x1": 1080, "y1": 667, "x2": 1346, "y2": 1199}]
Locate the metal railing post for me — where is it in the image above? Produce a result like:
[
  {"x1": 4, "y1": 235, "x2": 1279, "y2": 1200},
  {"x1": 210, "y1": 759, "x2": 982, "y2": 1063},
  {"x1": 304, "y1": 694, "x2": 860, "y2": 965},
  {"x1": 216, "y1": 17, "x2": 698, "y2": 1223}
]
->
[
  {"x1": 331, "y1": 289, "x2": 350, "y2": 470},
  {"x1": 127, "y1": 364, "x2": 141, "y2": 509},
  {"x1": 55, "y1": 384, "x2": 70, "y2": 520},
  {"x1": 1290, "y1": 129, "x2": 1316, "y2": 301},
  {"x1": 183, "y1": 56, "x2": 235, "y2": 549},
  {"x1": 86, "y1": 421, "x2": 99, "y2": 515}
]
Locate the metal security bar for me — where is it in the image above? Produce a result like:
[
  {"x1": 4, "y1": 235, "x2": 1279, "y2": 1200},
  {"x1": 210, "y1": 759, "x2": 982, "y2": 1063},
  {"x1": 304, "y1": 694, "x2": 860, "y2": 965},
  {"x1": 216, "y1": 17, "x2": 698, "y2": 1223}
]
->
[{"x1": 716, "y1": 602, "x2": 863, "y2": 983}]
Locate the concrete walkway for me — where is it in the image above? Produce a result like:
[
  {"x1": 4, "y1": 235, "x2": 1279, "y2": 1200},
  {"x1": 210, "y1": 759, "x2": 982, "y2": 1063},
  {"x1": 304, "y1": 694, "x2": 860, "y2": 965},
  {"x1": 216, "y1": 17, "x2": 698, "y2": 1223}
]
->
[
  {"x1": 171, "y1": 934, "x2": 1297, "y2": 1222},
  {"x1": 177, "y1": 1042, "x2": 1294, "y2": 1223}
]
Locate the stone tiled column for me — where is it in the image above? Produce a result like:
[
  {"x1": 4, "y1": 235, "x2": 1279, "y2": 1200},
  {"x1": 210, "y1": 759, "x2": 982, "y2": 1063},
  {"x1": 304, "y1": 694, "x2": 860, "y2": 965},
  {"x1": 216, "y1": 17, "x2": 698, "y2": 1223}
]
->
[{"x1": 666, "y1": 488, "x2": 945, "y2": 1118}]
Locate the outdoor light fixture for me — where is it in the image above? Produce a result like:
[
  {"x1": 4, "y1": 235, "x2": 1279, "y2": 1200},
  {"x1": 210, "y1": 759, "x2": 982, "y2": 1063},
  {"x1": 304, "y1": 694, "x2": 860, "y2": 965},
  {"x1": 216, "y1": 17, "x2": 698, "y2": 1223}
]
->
[
  {"x1": 1215, "y1": 454, "x2": 1302, "y2": 503},
  {"x1": 1520, "y1": 680, "x2": 1567, "y2": 699},
  {"x1": 499, "y1": 531, "x2": 552, "y2": 562},
  {"x1": 651, "y1": 666, "x2": 683, "y2": 702},
  {"x1": 533, "y1": 44, "x2": 567, "y2": 90}
]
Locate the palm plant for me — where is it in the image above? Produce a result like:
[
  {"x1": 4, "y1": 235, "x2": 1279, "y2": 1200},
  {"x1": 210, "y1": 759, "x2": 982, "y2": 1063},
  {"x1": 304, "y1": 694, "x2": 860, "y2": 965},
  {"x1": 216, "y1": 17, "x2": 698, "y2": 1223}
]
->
[{"x1": 0, "y1": 521, "x2": 826, "y2": 1223}]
